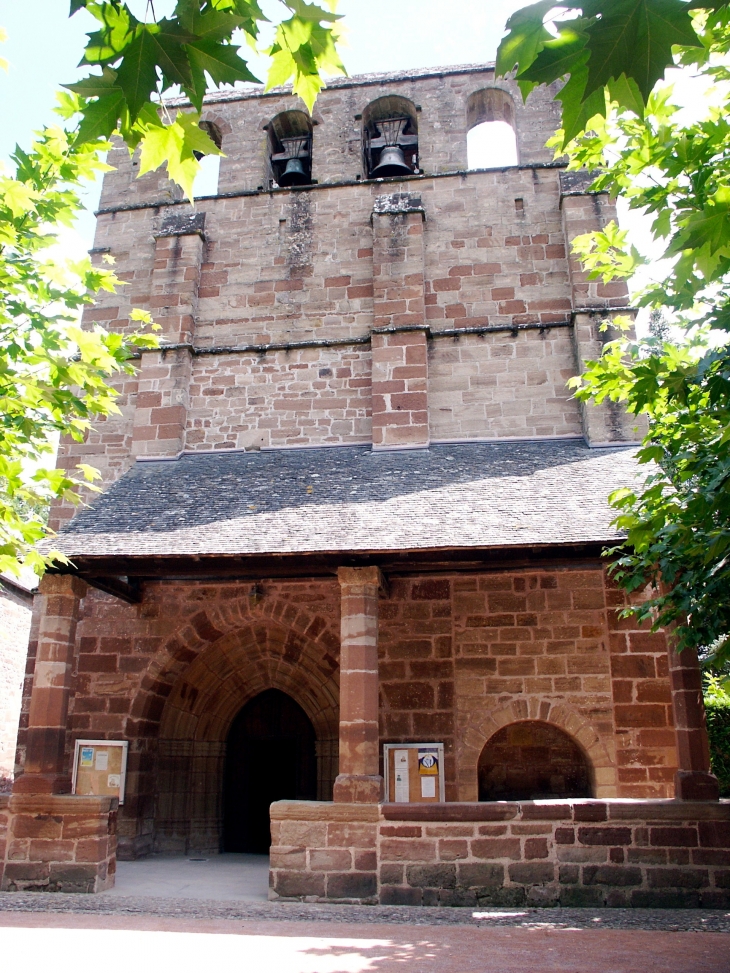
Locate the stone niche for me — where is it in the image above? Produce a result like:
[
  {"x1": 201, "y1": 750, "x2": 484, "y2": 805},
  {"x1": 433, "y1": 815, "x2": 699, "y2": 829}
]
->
[{"x1": 478, "y1": 721, "x2": 593, "y2": 802}]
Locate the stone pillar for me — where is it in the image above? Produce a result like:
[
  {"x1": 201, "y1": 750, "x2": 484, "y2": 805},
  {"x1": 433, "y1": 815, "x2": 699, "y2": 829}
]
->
[
  {"x1": 560, "y1": 172, "x2": 645, "y2": 446},
  {"x1": 132, "y1": 212, "x2": 205, "y2": 459},
  {"x1": 334, "y1": 567, "x2": 385, "y2": 803},
  {"x1": 371, "y1": 192, "x2": 429, "y2": 450},
  {"x1": 669, "y1": 643, "x2": 720, "y2": 800},
  {"x1": 14, "y1": 574, "x2": 86, "y2": 795},
  {"x1": 571, "y1": 311, "x2": 647, "y2": 445}
]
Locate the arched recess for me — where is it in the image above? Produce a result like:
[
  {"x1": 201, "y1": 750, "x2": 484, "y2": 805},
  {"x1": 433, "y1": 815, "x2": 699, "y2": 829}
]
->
[
  {"x1": 478, "y1": 720, "x2": 592, "y2": 801},
  {"x1": 123, "y1": 593, "x2": 340, "y2": 856},
  {"x1": 362, "y1": 95, "x2": 419, "y2": 178},
  {"x1": 466, "y1": 87, "x2": 519, "y2": 169},
  {"x1": 457, "y1": 696, "x2": 617, "y2": 801}
]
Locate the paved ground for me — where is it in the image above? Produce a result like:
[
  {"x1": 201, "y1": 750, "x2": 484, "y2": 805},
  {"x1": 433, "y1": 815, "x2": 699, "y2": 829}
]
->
[
  {"x1": 2, "y1": 856, "x2": 730, "y2": 971},
  {"x1": 1, "y1": 911, "x2": 728, "y2": 973},
  {"x1": 102, "y1": 853, "x2": 270, "y2": 901}
]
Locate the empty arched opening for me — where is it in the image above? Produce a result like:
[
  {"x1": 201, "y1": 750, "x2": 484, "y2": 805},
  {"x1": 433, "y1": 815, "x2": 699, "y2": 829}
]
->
[
  {"x1": 193, "y1": 120, "x2": 223, "y2": 197},
  {"x1": 267, "y1": 110, "x2": 313, "y2": 188},
  {"x1": 478, "y1": 721, "x2": 592, "y2": 801},
  {"x1": 362, "y1": 95, "x2": 419, "y2": 179},
  {"x1": 223, "y1": 689, "x2": 317, "y2": 853},
  {"x1": 466, "y1": 88, "x2": 518, "y2": 169}
]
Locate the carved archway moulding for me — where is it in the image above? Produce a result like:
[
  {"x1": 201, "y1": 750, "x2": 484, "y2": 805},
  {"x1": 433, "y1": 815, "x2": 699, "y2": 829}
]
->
[
  {"x1": 159, "y1": 620, "x2": 340, "y2": 743},
  {"x1": 125, "y1": 592, "x2": 340, "y2": 742},
  {"x1": 457, "y1": 696, "x2": 618, "y2": 801}
]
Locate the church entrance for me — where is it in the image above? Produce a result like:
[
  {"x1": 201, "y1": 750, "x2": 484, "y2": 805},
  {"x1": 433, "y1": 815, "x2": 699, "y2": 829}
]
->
[{"x1": 223, "y1": 689, "x2": 317, "y2": 853}]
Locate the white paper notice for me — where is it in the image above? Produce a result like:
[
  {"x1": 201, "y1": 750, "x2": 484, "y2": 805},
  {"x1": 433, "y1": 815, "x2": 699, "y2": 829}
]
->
[
  {"x1": 421, "y1": 776, "x2": 436, "y2": 799},
  {"x1": 107, "y1": 774, "x2": 121, "y2": 788},
  {"x1": 95, "y1": 751, "x2": 109, "y2": 771},
  {"x1": 394, "y1": 749, "x2": 410, "y2": 802}
]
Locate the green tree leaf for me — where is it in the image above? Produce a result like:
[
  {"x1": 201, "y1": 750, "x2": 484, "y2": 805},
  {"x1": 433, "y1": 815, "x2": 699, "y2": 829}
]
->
[
  {"x1": 581, "y1": 0, "x2": 702, "y2": 102},
  {"x1": 113, "y1": 29, "x2": 160, "y2": 121},
  {"x1": 64, "y1": 65, "x2": 121, "y2": 98},
  {"x1": 75, "y1": 90, "x2": 126, "y2": 142},
  {"x1": 82, "y1": 1, "x2": 138, "y2": 64},
  {"x1": 496, "y1": 0, "x2": 556, "y2": 78},
  {"x1": 186, "y1": 36, "x2": 260, "y2": 87}
]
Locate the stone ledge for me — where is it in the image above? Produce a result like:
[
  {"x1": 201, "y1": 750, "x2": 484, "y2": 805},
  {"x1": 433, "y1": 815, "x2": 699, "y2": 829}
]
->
[
  {"x1": 8, "y1": 795, "x2": 118, "y2": 815},
  {"x1": 380, "y1": 800, "x2": 730, "y2": 824},
  {"x1": 270, "y1": 801, "x2": 380, "y2": 823},
  {"x1": 381, "y1": 803, "x2": 519, "y2": 822}
]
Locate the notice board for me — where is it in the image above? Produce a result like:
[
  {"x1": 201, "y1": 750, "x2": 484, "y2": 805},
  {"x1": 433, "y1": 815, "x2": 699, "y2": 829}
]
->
[
  {"x1": 383, "y1": 742, "x2": 445, "y2": 803},
  {"x1": 72, "y1": 740, "x2": 128, "y2": 804}
]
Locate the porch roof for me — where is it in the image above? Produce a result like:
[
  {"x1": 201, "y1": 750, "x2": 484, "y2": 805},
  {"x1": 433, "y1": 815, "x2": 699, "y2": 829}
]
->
[{"x1": 53, "y1": 440, "x2": 641, "y2": 560}]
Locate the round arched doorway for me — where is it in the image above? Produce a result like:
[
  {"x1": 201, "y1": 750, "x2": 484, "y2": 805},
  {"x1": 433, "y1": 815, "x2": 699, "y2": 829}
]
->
[
  {"x1": 478, "y1": 720, "x2": 592, "y2": 801},
  {"x1": 223, "y1": 689, "x2": 317, "y2": 853}
]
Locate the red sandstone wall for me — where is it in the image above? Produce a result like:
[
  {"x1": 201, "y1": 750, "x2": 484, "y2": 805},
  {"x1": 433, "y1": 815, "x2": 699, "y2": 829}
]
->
[
  {"x1": 376, "y1": 801, "x2": 730, "y2": 909},
  {"x1": 268, "y1": 798, "x2": 730, "y2": 908},
  {"x1": 13, "y1": 569, "x2": 679, "y2": 856},
  {"x1": 428, "y1": 330, "x2": 581, "y2": 442},
  {"x1": 0, "y1": 794, "x2": 117, "y2": 893}
]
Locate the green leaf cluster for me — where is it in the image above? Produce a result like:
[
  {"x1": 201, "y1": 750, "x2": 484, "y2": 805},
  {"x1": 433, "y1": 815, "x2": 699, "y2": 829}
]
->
[
  {"x1": 704, "y1": 677, "x2": 730, "y2": 794},
  {"x1": 0, "y1": 102, "x2": 159, "y2": 579},
  {"x1": 65, "y1": 1, "x2": 345, "y2": 198},
  {"x1": 575, "y1": 330, "x2": 730, "y2": 662},
  {"x1": 496, "y1": 1, "x2": 729, "y2": 144}
]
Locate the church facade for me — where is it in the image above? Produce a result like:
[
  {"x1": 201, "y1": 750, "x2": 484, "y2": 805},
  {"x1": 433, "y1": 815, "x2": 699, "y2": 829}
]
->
[{"x1": 1, "y1": 63, "x2": 727, "y2": 907}]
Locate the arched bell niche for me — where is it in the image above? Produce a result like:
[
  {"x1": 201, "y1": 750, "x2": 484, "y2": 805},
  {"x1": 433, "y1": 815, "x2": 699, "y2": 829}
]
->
[{"x1": 466, "y1": 87, "x2": 519, "y2": 169}]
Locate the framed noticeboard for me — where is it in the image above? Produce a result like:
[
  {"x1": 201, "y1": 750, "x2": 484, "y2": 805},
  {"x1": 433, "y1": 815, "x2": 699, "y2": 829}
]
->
[
  {"x1": 383, "y1": 742, "x2": 445, "y2": 803},
  {"x1": 72, "y1": 740, "x2": 128, "y2": 805}
]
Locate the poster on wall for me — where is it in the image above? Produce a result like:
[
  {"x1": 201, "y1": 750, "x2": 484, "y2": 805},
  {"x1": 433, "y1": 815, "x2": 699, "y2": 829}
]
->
[
  {"x1": 72, "y1": 740, "x2": 128, "y2": 804},
  {"x1": 383, "y1": 743, "x2": 445, "y2": 803}
]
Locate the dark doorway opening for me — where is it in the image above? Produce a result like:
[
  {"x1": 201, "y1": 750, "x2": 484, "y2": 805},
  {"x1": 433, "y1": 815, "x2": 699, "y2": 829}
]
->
[
  {"x1": 478, "y1": 720, "x2": 592, "y2": 802},
  {"x1": 223, "y1": 689, "x2": 317, "y2": 853}
]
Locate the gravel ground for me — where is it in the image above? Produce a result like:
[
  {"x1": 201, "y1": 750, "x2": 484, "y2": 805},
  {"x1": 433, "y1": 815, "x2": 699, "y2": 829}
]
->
[{"x1": 1, "y1": 893, "x2": 730, "y2": 933}]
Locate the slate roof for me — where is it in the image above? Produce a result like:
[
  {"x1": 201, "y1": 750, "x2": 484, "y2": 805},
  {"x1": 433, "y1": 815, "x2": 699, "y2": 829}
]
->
[{"x1": 53, "y1": 441, "x2": 642, "y2": 560}]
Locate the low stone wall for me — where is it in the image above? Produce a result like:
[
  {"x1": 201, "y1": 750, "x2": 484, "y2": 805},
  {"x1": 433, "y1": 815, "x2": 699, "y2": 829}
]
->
[
  {"x1": 0, "y1": 794, "x2": 117, "y2": 893},
  {"x1": 269, "y1": 801, "x2": 378, "y2": 904},
  {"x1": 379, "y1": 801, "x2": 730, "y2": 908},
  {"x1": 270, "y1": 799, "x2": 730, "y2": 908}
]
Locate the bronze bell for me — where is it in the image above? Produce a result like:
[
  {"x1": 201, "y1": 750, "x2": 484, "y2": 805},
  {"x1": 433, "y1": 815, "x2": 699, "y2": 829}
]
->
[
  {"x1": 279, "y1": 157, "x2": 309, "y2": 186},
  {"x1": 372, "y1": 145, "x2": 411, "y2": 178}
]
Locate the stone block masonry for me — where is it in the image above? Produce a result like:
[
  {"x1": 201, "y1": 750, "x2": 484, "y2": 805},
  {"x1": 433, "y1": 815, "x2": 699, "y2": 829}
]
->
[
  {"x1": 269, "y1": 801, "x2": 379, "y2": 903},
  {"x1": 378, "y1": 800, "x2": 730, "y2": 909},
  {"x1": 10, "y1": 566, "x2": 682, "y2": 862},
  {"x1": 0, "y1": 794, "x2": 117, "y2": 893},
  {"x1": 268, "y1": 798, "x2": 730, "y2": 908}
]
